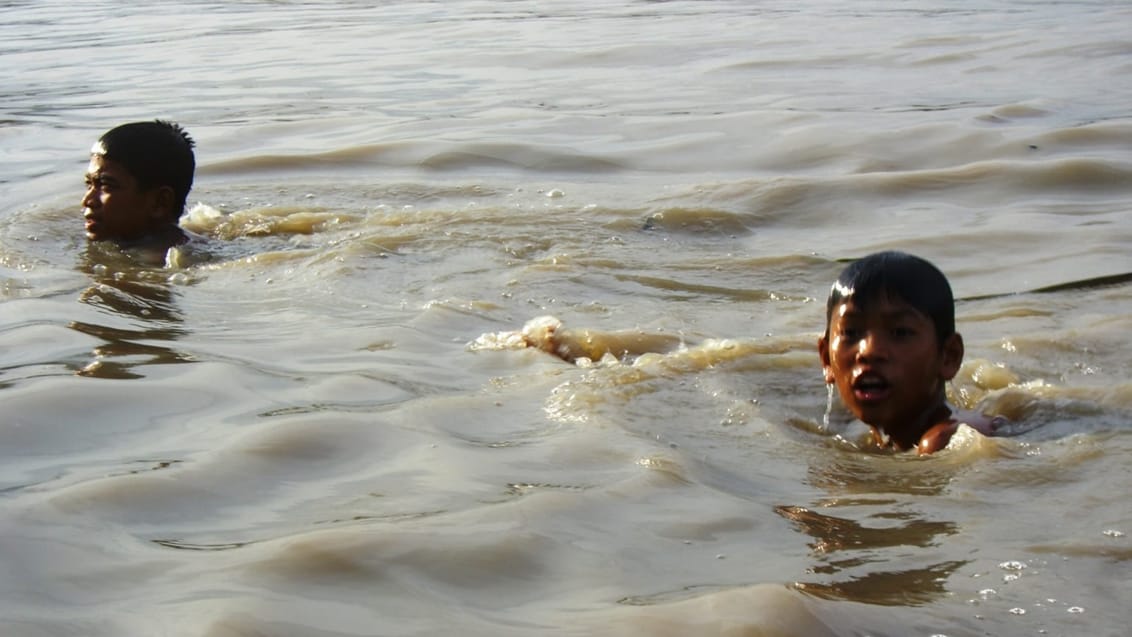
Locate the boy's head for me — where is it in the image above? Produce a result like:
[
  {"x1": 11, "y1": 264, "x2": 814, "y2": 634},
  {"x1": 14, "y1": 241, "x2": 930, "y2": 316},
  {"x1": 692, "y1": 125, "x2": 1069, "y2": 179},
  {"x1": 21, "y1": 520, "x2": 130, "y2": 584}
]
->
[
  {"x1": 818, "y1": 251, "x2": 964, "y2": 448},
  {"x1": 823, "y1": 250, "x2": 955, "y2": 344},
  {"x1": 82, "y1": 120, "x2": 195, "y2": 243}
]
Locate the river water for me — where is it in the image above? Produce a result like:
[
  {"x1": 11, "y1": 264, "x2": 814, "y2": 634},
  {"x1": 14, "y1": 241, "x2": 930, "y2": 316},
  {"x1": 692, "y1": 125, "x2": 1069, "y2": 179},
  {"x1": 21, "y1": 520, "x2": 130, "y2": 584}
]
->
[{"x1": 1, "y1": 1, "x2": 1131, "y2": 635}]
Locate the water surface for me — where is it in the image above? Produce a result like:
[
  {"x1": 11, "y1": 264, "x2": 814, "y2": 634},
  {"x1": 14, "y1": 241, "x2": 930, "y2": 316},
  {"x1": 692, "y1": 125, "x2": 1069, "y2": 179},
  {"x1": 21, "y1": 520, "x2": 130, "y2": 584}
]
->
[{"x1": 1, "y1": 1, "x2": 1131, "y2": 635}]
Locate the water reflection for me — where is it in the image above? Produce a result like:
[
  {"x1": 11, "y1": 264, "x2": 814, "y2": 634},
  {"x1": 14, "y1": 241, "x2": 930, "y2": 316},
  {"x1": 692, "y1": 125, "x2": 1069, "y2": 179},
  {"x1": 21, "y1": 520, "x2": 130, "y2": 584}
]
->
[
  {"x1": 775, "y1": 447, "x2": 967, "y2": 606},
  {"x1": 776, "y1": 503, "x2": 967, "y2": 606},
  {"x1": 791, "y1": 559, "x2": 968, "y2": 607},
  {"x1": 70, "y1": 244, "x2": 192, "y2": 379},
  {"x1": 776, "y1": 504, "x2": 959, "y2": 556}
]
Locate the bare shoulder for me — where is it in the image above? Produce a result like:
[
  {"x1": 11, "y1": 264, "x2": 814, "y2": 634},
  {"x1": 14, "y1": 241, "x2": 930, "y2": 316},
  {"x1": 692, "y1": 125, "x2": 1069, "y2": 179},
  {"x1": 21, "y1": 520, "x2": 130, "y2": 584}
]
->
[{"x1": 917, "y1": 420, "x2": 961, "y2": 455}]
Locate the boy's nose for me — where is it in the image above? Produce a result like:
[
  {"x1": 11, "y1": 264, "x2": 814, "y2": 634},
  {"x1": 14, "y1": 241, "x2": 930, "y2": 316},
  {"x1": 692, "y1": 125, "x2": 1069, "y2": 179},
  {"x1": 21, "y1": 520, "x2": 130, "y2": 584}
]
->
[
  {"x1": 81, "y1": 187, "x2": 98, "y2": 209},
  {"x1": 856, "y1": 332, "x2": 888, "y2": 361}
]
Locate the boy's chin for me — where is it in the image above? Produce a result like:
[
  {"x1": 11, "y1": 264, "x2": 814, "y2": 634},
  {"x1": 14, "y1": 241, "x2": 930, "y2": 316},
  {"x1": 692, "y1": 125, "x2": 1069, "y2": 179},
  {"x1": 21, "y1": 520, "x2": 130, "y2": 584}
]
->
[{"x1": 85, "y1": 224, "x2": 113, "y2": 242}]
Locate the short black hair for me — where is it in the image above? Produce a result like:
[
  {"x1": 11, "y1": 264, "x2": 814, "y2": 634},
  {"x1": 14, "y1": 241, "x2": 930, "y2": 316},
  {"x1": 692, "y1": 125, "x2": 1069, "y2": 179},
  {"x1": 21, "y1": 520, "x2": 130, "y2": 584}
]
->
[
  {"x1": 824, "y1": 251, "x2": 955, "y2": 344},
  {"x1": 94, "y1": 120, "x2": 196, "y2": 218}
]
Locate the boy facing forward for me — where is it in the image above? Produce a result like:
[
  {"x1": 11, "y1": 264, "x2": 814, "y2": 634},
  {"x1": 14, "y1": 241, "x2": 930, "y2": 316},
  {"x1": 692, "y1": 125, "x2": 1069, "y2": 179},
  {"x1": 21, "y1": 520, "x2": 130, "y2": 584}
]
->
[
  {"x1": 818, "y1": 251, "x2": 997, "y2": 455},
  {"x1": 82, "y1": 120, "x2": 197, "y2": 263}
]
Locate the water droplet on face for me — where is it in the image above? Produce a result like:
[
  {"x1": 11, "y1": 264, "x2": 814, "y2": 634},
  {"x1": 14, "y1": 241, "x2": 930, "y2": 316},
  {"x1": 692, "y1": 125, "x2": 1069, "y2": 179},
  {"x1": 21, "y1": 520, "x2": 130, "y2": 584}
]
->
[
  {"x1": 822, "y1": 383, "x2": 847, "y2": 432},
  {"x1": 823, "y1": 384, "x2": 833, "y2": 429}
]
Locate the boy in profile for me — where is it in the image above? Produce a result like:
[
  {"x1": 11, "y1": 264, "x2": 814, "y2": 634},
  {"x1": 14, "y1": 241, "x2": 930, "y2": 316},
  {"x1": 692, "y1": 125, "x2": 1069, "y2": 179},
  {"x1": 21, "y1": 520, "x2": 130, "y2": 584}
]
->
[
  {"x1": 818, "y1": 251, "x2": 1000, "y2": 455},
  {"x1": 81, "y1": 120, "x2": 198, "y2": 265}
]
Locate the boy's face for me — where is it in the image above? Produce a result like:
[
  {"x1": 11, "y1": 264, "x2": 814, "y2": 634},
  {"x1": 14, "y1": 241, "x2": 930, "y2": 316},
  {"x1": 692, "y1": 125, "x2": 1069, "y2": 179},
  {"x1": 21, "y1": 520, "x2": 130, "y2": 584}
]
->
[
  {"x1": 82, "y1": 154, "x2": 172, "y2": 243},
  {"x1": 818, "y1": 294, "x2": 963, "y2": 439}
]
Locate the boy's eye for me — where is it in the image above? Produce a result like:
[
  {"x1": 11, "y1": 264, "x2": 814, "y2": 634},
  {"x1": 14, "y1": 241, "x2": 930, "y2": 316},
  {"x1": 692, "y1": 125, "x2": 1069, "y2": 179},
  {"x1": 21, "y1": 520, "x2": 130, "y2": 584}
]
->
[
  {"x1": 840, "y1": 327, "x2": 863, "y2": 340},
  {"x1": 891, "y1": 326, "x2": 916, "y2": 338}
]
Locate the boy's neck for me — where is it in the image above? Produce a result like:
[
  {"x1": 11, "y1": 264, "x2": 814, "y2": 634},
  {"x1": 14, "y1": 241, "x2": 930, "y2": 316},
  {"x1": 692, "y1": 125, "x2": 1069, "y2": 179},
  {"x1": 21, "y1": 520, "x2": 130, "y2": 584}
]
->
[
  {"x1": 117, "y1": 224, "x2": 187, "y2": 249},
  {"x1": 877, "y1": 394, "x2": 952, "y2": 451}
]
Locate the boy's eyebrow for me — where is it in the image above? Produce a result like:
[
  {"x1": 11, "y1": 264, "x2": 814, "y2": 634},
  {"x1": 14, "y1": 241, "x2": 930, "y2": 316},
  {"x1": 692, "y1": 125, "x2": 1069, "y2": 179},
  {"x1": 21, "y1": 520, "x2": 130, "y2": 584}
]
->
[
  {"x1": 880, "y1": 307, "x2": 927, "y2": 322},
  {"x1": 84, "y1": 171, "x2": 121, "y2": 185},
  {"x1": 836, "y1": 303, "x2": 924, "y2": 321}
]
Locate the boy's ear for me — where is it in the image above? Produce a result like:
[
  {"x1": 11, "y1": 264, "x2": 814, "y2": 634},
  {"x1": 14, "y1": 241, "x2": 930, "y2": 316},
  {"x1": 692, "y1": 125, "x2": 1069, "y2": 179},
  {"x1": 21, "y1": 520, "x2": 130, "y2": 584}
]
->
[
  {"x1": 149, "y1": 186, "x2": 176, "y2": 220},
  {"x1": 817, "y1": 335, "x2": 834, "y2": 384},
  {"x1": 939, "y1": 333, "x2": 964, "y2": 380}
]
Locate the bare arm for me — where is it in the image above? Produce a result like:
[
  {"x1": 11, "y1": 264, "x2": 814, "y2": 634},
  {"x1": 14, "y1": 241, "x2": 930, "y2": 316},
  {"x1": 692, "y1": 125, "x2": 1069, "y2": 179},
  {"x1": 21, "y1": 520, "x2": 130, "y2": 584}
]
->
[{"x1": 952, "y1": 408, "x2": 1015, "y2": 437}]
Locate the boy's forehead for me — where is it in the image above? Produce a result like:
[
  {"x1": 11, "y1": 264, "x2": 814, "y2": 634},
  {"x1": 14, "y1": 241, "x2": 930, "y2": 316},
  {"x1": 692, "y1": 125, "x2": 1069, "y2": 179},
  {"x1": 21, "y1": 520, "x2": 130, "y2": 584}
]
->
[
  {"x1": 85, "y1": 154, "x2": 131, "y2": 180},
  {"x1": 832, "y1": 294, "x2": 926, "y2": 320},
  {"x1": 85, "y1": 154, "x2": 108, "y2": 174}
]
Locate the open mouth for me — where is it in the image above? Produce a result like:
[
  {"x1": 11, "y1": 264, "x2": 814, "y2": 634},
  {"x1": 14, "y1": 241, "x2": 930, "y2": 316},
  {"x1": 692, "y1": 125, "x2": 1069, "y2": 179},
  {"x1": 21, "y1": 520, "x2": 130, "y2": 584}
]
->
[
  {"x1": 84, "y1": 220, "x2": 99, "y2": 235},
  {"x1": 852, "y1": 372, "x2": 891, "y2": 401}
]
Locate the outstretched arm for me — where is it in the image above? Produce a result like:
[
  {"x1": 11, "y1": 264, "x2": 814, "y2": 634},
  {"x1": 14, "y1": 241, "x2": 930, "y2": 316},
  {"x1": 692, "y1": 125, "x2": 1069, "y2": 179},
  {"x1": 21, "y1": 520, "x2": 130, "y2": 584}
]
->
[
  {"x1": 952, "y1": 408, "x2": 1014, "y2": 437},
  {"x1": 917, "y1": 410, "x2": 1022, "y2": 454}
]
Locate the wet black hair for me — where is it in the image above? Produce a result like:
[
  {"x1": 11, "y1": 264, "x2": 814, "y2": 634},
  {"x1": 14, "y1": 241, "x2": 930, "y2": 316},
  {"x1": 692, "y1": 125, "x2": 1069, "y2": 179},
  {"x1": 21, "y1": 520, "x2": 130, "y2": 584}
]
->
[
  {"x1": 94, "y1": 120, "x2": 195, "y2": 218},
  {"x1": 824, "y1": 251, "x2": 955, "y2": 345}
]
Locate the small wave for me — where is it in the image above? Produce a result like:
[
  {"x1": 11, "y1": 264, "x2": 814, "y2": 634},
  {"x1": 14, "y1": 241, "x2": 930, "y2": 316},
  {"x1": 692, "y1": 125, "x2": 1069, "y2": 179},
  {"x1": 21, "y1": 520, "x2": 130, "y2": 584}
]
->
[{"x1": 201, "y1": 140, "x2": 626, "y2": 176}]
